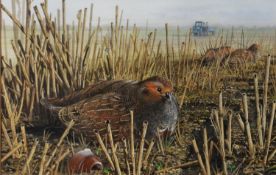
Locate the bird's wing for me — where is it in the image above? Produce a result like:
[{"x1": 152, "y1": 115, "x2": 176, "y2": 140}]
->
[
  {"x1": 58, "y1": 92, "x2": 133, "y2": 140},
  {"x1": 43, "y1": 80, "x2": 137, "y2": 107}
]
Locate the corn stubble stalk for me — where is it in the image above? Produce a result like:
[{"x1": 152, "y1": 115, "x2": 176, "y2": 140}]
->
[
  {"x1": 94, "y1": 112, "x2": 156, "y2": 175},
  {"x1": 203, "y1": 128, "x2": 211, "y2": 175},
  {"x1": 226, "y1": 111, "x2": 232, "y2": 156},
  {"x1": 262, "y1": 55, "x2": 271, "y2": 137},
  {"x1": 263, "y1": 102, "x2": 275, "y2": 165},
  {"x1": 155, "y1": 160, "x2": 198, "y2": 174},
  {"x1": 45, "y1": 120, "x2": 74, "y2": 169},
  {"x1": 219, "y1": 91, "x2": 223, "y2": 115},
  {"x1": 21, "y1": 125, "x2": 28, "y2": 154},
  {"x1": 219, "y1": 110, "x2": 227, "y2": 175},
  {"x1": 107, "y1": 121, "x2": 122, "y2": 175},
  {"x1": 210, "y1": 108, "x2": 228, "y2": 175},
  {"x1": 157, "y1": 127, "x2": 165, "y2": 155},
  {"x1": 236, "y1": 113, "x2": 245, "y2": 132},
  {"x1": 136, "y1": 121, "x2": 148, "y2": 175},
  {"x1": 254, "y1": 74, "x2": 264, "y2": 149},
  {"x1": 1, "y1": 143, "x2": 22, "y2": 163},
  {"x1": 143, "y1": 139, "x2": 154, "y2": 168},
  {"x1": 48, "y1": 148, "x2": 70, "y2": 175},
  {"x1": 130, "y1": 111, "x2": 136, "y2": 175},
  {"x1": 39, "y1": 142, "x2": 50, "y2": 175},
  {"x1": 122, "y1": 138, "x2": 131, "y2": 175},
  {"x1": 192, "y1": 139, "x2": 207, "y2": 175},
  {"x1": 22, "y1": 139, "x2": 38, "y2": 175},
  {"x1": 242, "y1": 93, "x2": 255, "y2": 159},
  {"x1": 95, "y1": 130, "x2": 115, "y2": 170}
]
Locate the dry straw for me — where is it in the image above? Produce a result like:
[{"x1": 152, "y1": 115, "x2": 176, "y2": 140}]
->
[
  {"x1": 254, "y1": 73, "x2": 264, "y2": 148},
  {"x1": 242, "y1": 93, "x2": 255, "y2": 159}
]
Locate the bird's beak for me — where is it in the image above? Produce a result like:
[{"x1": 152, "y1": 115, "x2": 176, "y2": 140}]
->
[{"x1": 162, "y1": 92, "x2": 172, "y2": 100}]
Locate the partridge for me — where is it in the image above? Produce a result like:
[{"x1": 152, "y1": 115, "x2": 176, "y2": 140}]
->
[
  {"x1": 201, "y1": 46, "x2": 232, "y2": 66},
  {"x1": 41, "y1": 76, "x2": 179, "y2": 140},
  {"x1": 222, "y1": 43, "x2": 260, "y2": 66}
]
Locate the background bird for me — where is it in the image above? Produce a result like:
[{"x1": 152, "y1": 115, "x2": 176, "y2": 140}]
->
[
  {"x1": 41, "y1": 76, "x2": 179, "y2": 141},
  {"x1": 221, "y1": 43, "x2": 260, "y2": 66},
  {"x1": 201, "y1": 46, "x2": 233, "y2": 66}
]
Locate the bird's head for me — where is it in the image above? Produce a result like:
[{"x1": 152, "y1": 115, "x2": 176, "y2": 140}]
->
[
  {"x1": 247, "y1": 43, "x2": 260, "y2": 52},
  {"x1": 138, "y1": 76, "x2": 174, "y2": 104}
]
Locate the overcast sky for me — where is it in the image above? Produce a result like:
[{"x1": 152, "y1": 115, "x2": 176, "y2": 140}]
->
[{"x1": 2, "y1": 0, "x2": 276, "y2": 27}]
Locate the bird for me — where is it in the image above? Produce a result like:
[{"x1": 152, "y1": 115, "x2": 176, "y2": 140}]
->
[
  {"x1": 201, "y1": 46, "x2": 232, "y2": 66},
  {"x1": 40, "y1": 76, "x2": 179, "y2": 141},
  {"x1": 221, "y1": 43, "x2": 260, "y2": 66}
]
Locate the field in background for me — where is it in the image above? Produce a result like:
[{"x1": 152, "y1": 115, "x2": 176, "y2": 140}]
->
[{"x1": 2, "y1": 25, "x2": 276, "y2": 64}]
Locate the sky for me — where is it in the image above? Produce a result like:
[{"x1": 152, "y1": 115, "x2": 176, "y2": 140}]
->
[{"x1": 2, "y1": 0, "x2": 276, "y2": 27}]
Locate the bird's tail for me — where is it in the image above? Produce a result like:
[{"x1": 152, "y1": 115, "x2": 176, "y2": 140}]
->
[{"x1": 40, "y1": 98, "x2": 63, "y2": 114}]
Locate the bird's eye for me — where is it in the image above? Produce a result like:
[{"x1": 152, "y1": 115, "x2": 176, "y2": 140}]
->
[{"x1": 157, "y1": 87, "x2": 162, "y2": 93}]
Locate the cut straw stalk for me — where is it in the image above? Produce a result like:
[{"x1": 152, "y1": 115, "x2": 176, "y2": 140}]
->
[
  {"x1": 1, "y1": 76, "x2": 19, "y2": 155},
  {"x1": 137, "y1": 121, "x2": 148, "y2": 175},
  {"x1": 219, "y1": 91, "x2": 223, "y2": 115},
  {"x1": 236, "y1": 113, "x2": 245, "y2": 132},
  {"x1": 48, "y1": 149, "x2": 70, "y2": 175},
  {"x1": 262, "y1": 55, "x2": 271, "y2": 136},
  {"x1": 21, "y1": 125, "x2": 28, "y2": 154},
  {"x1": 219, "y1": 110, "x2": 227, "y2": 175},
  {"x1": 1, "y1": 59, "x2": 23, "y2": 86},
  {"x1": 79, "y1": 8, "x2": 87, "y2": 59},
  {"x1": 39, "y1": 142, "x2": 50, "y2": 175},
  {"x1": 130, "y1": 111, "x2": 136, "y2": 175},
  {"x1": 203, "y1": 128, "x2": 211, "y2": 175},
  {"x1": 22, "y1": 140, "x2": 39, "y2": 175},
  {"x1": 62, "y1": 0, "x2": 66, "y2": 41},
  {"x1": 11, "y1": 0, "x2": 18, "y2": 45},
  {"x1": 211, "y1": 108, "x2": 227, "y2": 175},
  {"x1": 254, "y1": 74, "x2": 263, "y2": 148},
  {"x1": 213, "y1": 109, "x2": 220, "y2": 132},
  {"x1": 25, "y1": 0, "x2": 31, "y2": 55},
  {"x1": 107, "y1": 121, "x2": 121, "y2": 175},
  {"x1": 192, "y1": 139, "x2": 207, "y2": 175},
  {"x1": 143, "y1": 139, "x2": 155, "y2": 168},
  {"x1": 242, "y1": 94, "x2": 255, "y2": 159},
  {"x1": 157, "y1": 127, "x2": 165, "y2": 155},
  {"x1": 15, "y1": 84, "x2": 25, "y2": 124},
  {"x1": 155, "y1": 160, "x2": 198, "y2": 174},
  {"x1": 208, "y1": 141, "x2": 214, "y2": 162},
  {"x1": 88, "y1": 3, "x2": 93, "y2": 37},
  {"x1": 95, "y1": 131, "x2": 115, "y2": 170},
  {"x1": 39, "y1": 4, "x2": 74, "y2": 79},
  {"x1": 1, "y1": 143, "x2": 22, "y2": 163},
  {"x1": 11, "y1": 41, "x2": 32, "y2": 86},
  {"x1": 264, "y1": 102, "x2": 275, "y2": 165},
  {"x1": 226, "y1": 111, "x2": 232, "y2": 155},
  {"x1": 165, "y1": 23, "x2": 171, "y2": 80},
  {"x1": 1, "y1": 122, "x2": 13, "y2": 151},
  {"x1": 45, "y1": 120, "x2": 74, "y2": 168},
  {"x1": 268, "y1": 148, "x2": 276, "y2": 162},
  {"x1": 1, "y1": 3, "x2": 67, "y2": 75},
  {"x1": 122, "y1": 138, "x2": 131, "y2": 175}
]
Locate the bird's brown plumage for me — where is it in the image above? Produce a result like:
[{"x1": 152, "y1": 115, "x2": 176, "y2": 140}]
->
[
  {"x1": 201, "y1": 46, "x2": 232, "y2": 66},
  {"x1": 221, "y1": 43, "x2": 260, "y2": 66},
  {"x1": 41, "y1": 76, "x2": 179, "y2": 141}
]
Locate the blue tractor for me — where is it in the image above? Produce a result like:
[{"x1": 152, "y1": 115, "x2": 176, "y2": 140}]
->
[{"x1": 192, "y1": 21, "x2": 215, "y2": 36}]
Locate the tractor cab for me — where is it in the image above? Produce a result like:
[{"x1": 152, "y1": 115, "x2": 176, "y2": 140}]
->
[{"x1": 192, "y1": 21, "x2": 215, "y2": 36}]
